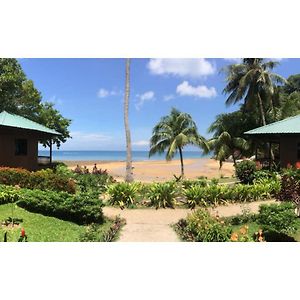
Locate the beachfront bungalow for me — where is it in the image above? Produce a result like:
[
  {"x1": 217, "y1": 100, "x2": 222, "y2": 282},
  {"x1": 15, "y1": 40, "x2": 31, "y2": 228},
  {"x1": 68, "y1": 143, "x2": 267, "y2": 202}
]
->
[
  {"x1": 244, "y1": 115, "x2": 300, "y2": 168},
  {"x1": 0, "y1": 111, "x2": 60, "y2": 170}
]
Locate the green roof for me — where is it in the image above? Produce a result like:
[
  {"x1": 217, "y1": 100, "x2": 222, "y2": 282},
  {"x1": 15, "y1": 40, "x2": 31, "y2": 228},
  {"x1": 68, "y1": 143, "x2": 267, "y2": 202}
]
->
[
  {"x1": 245, "y1": 115, "x2": 300, "y2": 135},
  {"x1": 0, "y1": 111, "x2": 61, "y2": 135}
]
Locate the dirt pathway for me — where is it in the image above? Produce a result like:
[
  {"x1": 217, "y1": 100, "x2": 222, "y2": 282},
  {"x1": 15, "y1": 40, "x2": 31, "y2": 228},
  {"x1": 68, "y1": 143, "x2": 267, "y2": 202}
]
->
[{"x1": 103, "y1": 200, "x2": 275, "y2": 242}]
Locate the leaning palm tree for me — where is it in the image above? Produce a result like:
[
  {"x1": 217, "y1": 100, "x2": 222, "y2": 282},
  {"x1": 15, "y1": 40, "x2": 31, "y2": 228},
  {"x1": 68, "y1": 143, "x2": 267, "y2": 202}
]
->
[
  {"x1": 207, "y1": 130, "x2": 249, "y2": 168},
  {"x1": 149, "y1": 108, "x2": 208, "y2": 178},
  {"x1": 124, "y1": 58, "x2": 133, "y2": 182},
  {"x1": 223, "y1": 58, "x2": 286, "y2": 126}
]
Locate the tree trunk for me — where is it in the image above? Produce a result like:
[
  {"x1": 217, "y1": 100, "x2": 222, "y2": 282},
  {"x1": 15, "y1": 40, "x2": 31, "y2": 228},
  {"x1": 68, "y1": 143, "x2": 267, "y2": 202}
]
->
[
  {"x1": 124, "y1": 58, "x2": 133, "y2": 182},
  {"x1": 258, "y1": 93, "x2": 274, "y2": 161},
  {"x1": 257, "y1": 93, "x2": 266, "y2": 126},
  {"x1": 178, "y1": 147, "x2": 184, "y2": 178}
]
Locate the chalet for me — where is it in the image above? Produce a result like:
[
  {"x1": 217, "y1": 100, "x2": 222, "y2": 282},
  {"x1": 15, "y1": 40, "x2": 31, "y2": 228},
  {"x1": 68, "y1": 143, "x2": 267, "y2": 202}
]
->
[
  {"x1": 0, "y1": 111, "x2": 60, "y2": 170},
  {"x1": 244, "y1": 115, "x2": 300, "y2": 168}
]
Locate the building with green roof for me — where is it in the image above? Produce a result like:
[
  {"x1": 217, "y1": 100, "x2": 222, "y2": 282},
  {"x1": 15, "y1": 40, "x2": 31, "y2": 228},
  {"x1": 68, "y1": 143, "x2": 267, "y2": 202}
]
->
[
  {"x1": 244, "y1": 115, "x2": 300, "y2": 168},
  {"x1": 0, "y1": 111, "x2": 61, "y2": 170}
]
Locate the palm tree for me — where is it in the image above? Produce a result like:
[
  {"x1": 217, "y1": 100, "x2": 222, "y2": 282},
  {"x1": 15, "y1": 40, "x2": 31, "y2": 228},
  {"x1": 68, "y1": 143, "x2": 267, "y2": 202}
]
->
[
  {"x1": 207, "y1": 130, "x2": 248, "y2": 168},
  {"x1": 149, "y1": 108, "x2": 208, "y2": 178},
  {"x1": 124, "y1": 58, "x2": 133, "y2": 182},
  {"x1": 223, "y1": 58, "x2": 286, "y2": 126}
]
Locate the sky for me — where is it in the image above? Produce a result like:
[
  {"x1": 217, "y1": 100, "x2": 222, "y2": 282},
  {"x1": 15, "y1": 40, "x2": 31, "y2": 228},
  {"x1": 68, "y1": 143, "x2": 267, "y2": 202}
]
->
[{"x1": 19, "y1": 58, "x2": 300, "y2": 151}]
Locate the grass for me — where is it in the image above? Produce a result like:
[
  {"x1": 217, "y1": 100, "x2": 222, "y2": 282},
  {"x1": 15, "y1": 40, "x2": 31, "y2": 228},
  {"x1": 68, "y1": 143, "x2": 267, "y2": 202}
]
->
[{"x1": 0, "y1": 204, "x2": 112, "y2": 242}]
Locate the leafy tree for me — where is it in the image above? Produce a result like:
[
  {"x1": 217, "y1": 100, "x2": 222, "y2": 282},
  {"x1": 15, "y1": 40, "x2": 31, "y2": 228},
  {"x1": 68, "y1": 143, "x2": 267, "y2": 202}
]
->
[
  {"x1": 223, "y1": 58, "x2": 286, "y2": 126},
  {"x1": 208, "y1": 111, "x2": 251, "y2": 167},
  {"x1": 0, "y1": 58, "x2": 71, "y2": 148},
  {"x1": 149, "y1": 108, "x2": 208, "y2": 178},
  {"x1": 38, "y1": 102, "x2": 71, "y2": 149},
  {"x1": 282, "y1": 74, "x2": 300, "y2": 94},
  {"x1": 123, "y1": 58, "x2": 133, "y2": 182}
]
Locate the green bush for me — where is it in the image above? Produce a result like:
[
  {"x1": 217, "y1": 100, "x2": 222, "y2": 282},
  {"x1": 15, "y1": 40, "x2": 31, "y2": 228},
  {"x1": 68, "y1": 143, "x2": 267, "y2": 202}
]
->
[
  {"x1": 107, "y1": 182, "x2": 139, "y2": 209},
  {"x1": 148, "y1": 182, "x2": 176, "y2": 209},
  {"x1": 257, "y1": 202, "x2": 298, "y2": 234},
  {"x1": 75, "y1": 173, "x2": 114, "y2": 194},
  {"x1": 175, "y1": 208, "x2": 231, "y2": 242},
  {"x1": 2, "y1": 185, "x2": 105, "y2": 225},
  {"x1": 0, "y1": 167, "x2": 76, "y2": 194},
  {"x1": 182, "y1": 179, "x2": 276, "y2": 209},
  {"x1": 276, "y1": 168, "x2": 300, "y2": 204},
  {"x1": 183, "y1": 185, "x2": 207, "y2": 209},
  {"x1": 235, "y1": 160, "x2": 256, "y2": 184}
]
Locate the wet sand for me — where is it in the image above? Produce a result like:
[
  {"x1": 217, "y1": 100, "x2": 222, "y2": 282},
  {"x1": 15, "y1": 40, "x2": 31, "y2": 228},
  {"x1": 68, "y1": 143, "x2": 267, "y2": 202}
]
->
[{"x1": 63, "y1": 158, "x2": 234, "y2": 182}]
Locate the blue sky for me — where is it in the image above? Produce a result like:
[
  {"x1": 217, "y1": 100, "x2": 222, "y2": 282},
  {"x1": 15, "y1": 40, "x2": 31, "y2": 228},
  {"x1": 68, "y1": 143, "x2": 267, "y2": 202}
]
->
[{"x1": 19, "y1": 58, "x2": 300, "y2": 151}]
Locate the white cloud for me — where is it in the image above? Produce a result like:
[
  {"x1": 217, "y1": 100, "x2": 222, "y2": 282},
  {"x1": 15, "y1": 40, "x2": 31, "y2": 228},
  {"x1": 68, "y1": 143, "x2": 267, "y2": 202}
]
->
[
  {"x1": 135, "y1": 91, "x2": 155, "y2": 110},
  {"x1": 163, "y1": 94, "x2": 175, "y2": 101},
  {"x1": 132, "y1": 140, "x2": 149, "y2": 146},
  {"x1": 147, "y1": 58, "x2": 215, "y2": 78},
  {"x1": 61, "y1": 131, "x2": 113, "y2": 150},
  {"x1": 97, "y1": 88, "x2": 121, "y2": 98},
  {"x1": 176, "y1": 81, "x2": 217, "y2": 98}
]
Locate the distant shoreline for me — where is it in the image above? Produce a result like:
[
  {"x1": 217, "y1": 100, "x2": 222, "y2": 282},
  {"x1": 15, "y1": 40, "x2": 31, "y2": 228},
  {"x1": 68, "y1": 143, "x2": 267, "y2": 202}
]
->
[{"x1": 62, "y1": 158, "x2": 234, "y2": 182}]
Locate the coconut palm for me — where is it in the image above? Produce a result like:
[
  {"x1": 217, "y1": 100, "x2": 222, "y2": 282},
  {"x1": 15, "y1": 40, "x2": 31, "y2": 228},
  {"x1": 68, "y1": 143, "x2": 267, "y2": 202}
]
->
[
  {"x1": 149, "y1": 108, "x2": 209, "y2": 178},
  {"x1": 207, "y1": 130, "x2": 249, "y2": 168},
  {"x1": 124, "y1": 58, "x2": 133, "y2": 182},
  {"x1": 223, "y1": 58, "x2": 286, "y2": 126}
]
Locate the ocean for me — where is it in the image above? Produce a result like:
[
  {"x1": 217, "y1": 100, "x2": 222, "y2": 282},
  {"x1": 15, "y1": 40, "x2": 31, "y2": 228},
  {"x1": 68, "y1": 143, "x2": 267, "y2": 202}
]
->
[{"x1": 38, "y1": 150, "x2": 210, "y2": 162}]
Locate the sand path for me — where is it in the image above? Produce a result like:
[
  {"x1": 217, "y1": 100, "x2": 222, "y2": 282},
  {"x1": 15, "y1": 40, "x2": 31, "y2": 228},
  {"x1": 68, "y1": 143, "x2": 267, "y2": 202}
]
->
[{"x1": 103, "y1": 199, "x2": 275, "y2": 242}]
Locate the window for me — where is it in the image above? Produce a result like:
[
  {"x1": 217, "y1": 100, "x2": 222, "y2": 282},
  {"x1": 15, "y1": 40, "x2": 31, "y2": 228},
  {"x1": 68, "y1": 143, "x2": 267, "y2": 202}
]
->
[
  {"x1": 298, "y1": 142, "x2": 300, "y2": 160},
  {"x1": 15, "y1": 139, "x2": 28, "y2": 156}
]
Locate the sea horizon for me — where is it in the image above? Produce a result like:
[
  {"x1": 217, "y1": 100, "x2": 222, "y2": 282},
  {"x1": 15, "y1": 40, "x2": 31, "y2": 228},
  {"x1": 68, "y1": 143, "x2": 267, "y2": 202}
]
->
[{"x1": 39, "y1": 150, "x2": 211, "y2": 162}]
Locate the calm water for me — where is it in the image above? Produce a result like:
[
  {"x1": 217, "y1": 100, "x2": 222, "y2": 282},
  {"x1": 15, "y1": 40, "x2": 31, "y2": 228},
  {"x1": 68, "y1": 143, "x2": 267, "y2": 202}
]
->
[{"x1": 38, "y1": 150, "x2": 210, "y2": 161}]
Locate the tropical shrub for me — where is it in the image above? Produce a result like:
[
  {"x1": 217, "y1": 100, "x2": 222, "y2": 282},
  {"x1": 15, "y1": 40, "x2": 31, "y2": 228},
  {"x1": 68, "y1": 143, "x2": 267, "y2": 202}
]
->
[
  {"x1": 80, "y1": 216, "x2": 125, "y2": 242},
  {"x1": 175, "y1": 208, "x2": 231, "y2": 242},
  {"x1": 235, "y1": 160, "x2": 256, "y2": 184},
  {"x1": 0, "y1": 167, "x2": 76, "y2": 193},
  {"x1": 276, "y1": 168, "x2": 300, "y2": 207},
  {"x1": 107, "y1": 182, "x2": 139, "y2": 209},
  {"x1": 148, "y1": 182, "x2": 176, "y2": 209},
  {"x1": 182, "y1": 180, "x2": 276, "y2": 209},
  {"x1": 75, "y1": 173, "x2": 114, "y2": 194},
  {"x1": 15, "y1": 188, "x2": 104, "y2": 224},
  {"x1": 257, "y1": 202, "x2": 298, "y2": 234},
  {"x1": 183, "y1": 185, "x2": 207, "y2": 209}
]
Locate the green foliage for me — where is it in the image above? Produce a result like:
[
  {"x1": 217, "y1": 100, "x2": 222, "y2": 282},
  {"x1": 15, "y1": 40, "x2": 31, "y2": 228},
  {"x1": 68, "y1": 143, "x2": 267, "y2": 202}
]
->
[
  {"x1": 183, "y1": 179, "x2": 277, "y2": 209},
  {"x1": 276, "y1": 168, "x2": 300, "y2": 204},
  {"x1": 149, "y1": 107, "x2": 208, "y2": 177},
  {"x1": 183, "y1": 185, "x2": 207, "y2": 209},
  {"x1": 38, "y1": 102, "x2": 71, "y2": 149},
  {"x1": 0, "y1": 58, "x2": 71, "y2": 148},
  {"x1": 75, "y1": 173, "x2": 114, "y2": 194},
  {"x1": 148, "y1": 182, "x2": 176, "y2": 209},
  {"x1": 79, "y1": 217, "x2": 125, "y2": 242},
  {"x1": 235, "y1": 160, "x2": 256, "y2": 184},
  {"x1": 175, "y1": 209, "x2": 231, "y2": 242},
  {"x1": 0, "y1": 167, "x2": 76, "y2": 194},
  {"x1": 0, "y1": 189, "x2": 19, "y2": 205},
  {"x1": 107, "y1": 182, "x2": 139, "y2": 209},
  {"x1": 2, "y1": 185, "x2": 105, "y2": 225},
  {"x1": 0, "y1": 204, "x2": 87, "y2": 242},
  {"x1": 257, "y1": 202, "x2": 298, "y2": 234}
]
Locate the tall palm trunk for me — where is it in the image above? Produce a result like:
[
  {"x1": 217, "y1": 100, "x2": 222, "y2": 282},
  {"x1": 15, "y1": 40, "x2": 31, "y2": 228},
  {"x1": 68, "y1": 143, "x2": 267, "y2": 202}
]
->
[
  {"x1": 178, "y1": 147, "x2": 184, "y2": 178},
  {"x1": 124, "y1": 58, "x2": 133, "y2": 182},
  {"x1": 257, "y1": 93, "x2": 266, "y2": 126},
  {"x1": 258, "y1": 93, "x2": 274, "y2": 161}
]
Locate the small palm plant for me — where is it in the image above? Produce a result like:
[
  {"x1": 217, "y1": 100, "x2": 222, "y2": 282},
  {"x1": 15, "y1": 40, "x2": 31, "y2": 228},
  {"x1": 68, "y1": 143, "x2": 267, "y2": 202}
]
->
[{"x1": 149, "y1": 108, "x2": 209, "y2": 179}]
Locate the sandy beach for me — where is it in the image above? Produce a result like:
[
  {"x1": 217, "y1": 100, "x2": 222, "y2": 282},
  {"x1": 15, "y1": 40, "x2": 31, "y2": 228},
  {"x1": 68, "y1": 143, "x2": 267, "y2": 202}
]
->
[{"x1": 63, "y1": 158, "x2": 234, "y2": 182}]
